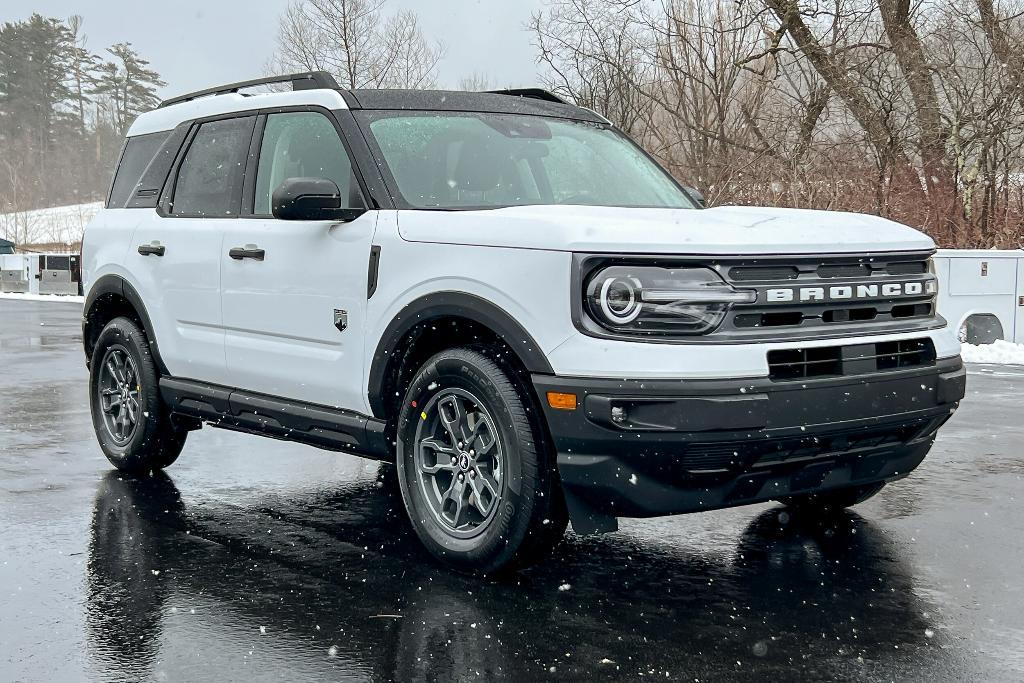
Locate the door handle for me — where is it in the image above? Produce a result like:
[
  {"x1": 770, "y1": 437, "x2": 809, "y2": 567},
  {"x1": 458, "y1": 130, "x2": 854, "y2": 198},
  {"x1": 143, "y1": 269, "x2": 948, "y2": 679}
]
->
[
  {"x1": 137, "y1": 243, "x2": 165, "y2": 257},
  {"x1": 229, "y1": 246, "x2": 265, "y2": 261}
]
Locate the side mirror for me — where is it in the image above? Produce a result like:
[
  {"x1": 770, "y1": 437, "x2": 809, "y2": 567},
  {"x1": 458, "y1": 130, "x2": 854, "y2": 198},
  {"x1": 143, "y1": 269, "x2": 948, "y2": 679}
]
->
[
  {"x1": 271, "y1": 177, "x2": 366, "y2": 221},
  {"x1": 683, "y1": 186, "x2": 707, "y2": 208}
]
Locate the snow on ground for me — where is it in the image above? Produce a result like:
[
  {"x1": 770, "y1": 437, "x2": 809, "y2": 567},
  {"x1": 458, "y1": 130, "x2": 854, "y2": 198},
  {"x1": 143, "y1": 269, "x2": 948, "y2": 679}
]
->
[
  {"x1": 0, "y1": 201, "x2": 102, "y2": 245},
  {"x1": 960, "y1": 340, "x2": 1024, "y2": 366},
  {"x1": 0, "y1": 292, "x2": 84, "y2": 303}
]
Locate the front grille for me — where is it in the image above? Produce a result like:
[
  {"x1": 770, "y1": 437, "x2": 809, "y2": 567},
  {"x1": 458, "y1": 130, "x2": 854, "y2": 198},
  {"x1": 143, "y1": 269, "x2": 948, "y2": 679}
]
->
[
  {"x1": 767, "y1": 338, "x2": 936, "y2": 381},
  {"x1": 718, "y1": 253, "x2": 936, "y2": 339}
]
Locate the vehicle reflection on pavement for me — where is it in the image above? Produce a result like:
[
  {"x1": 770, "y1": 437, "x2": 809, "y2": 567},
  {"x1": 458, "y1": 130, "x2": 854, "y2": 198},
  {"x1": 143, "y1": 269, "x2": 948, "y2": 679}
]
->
[{"x1": 85, "y1": 468, "x2": 948, "y2": 682}]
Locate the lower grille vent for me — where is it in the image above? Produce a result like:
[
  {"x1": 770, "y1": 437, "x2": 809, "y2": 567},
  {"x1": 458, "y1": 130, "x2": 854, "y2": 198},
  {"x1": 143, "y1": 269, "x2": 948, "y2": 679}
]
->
[{"x1": 768, "y1": 338, "x2": 936, "y2": 381}]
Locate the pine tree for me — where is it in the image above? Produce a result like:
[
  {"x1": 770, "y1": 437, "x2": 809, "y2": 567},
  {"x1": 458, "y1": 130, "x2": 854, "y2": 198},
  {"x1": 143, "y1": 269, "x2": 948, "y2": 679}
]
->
[
  {"x1": 92, "y1": 42, "x2": 164, "y2": 134},
  {"x1": 66, "y1": 15, "x2": 101, "y2": 134},
  {"x1": 0, "y1": 14, "x2": 75, "y2": 146}
]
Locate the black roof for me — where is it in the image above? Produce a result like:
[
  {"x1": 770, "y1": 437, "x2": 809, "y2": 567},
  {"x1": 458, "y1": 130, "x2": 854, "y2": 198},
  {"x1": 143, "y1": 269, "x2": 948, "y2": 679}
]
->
[
  {"x1": 343, "y1": 89, "x2": 605, "y2": 123},
  {"x1": 157, "y1": 71, "x2": 605, "y2": 123}
]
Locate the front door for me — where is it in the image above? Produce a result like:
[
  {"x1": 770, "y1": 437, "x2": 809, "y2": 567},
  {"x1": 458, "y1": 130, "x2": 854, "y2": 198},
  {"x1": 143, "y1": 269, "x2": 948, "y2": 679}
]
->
[{"x1": 220, "y1": 110, "x2": 376, "y2": 412}]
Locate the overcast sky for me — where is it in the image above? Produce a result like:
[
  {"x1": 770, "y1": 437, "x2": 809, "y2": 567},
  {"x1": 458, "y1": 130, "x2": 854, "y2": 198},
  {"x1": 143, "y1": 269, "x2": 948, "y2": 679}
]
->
[{"x1": 2, "y1": 0, "x2": 547, "y2": 98}]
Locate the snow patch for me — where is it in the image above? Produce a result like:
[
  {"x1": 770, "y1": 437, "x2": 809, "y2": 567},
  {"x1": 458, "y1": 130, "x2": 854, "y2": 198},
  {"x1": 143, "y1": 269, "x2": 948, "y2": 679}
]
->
[
  {"x1": 0, "y1": 292, "x2": 84, "y2": 303},
  {"x1": 0, "y1": 201, "x2": 102, "y2": 245},
  {"x1": 960, "y1": 340, "x2": 1024, "y2": 366}
]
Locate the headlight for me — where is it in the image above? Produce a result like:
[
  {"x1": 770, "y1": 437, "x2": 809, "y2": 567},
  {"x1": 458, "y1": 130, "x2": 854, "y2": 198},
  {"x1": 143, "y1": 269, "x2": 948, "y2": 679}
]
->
[{"x1": 584, "y1": 265, "x2": 756, "y2": 336}]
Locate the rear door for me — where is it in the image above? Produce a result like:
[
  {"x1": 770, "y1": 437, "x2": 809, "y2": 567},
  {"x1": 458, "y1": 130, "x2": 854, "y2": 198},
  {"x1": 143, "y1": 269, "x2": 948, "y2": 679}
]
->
[
  {"x1": 220, "y1": 109, "x2": 376, "y2": 411},
  {"x1": 131, "y1": 115, "x2": 256, "y2": 385}
]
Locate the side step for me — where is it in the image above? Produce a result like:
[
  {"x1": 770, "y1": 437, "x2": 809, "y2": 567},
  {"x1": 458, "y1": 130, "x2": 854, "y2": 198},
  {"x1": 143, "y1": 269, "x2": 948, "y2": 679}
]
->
[{"x1": 159, "y1": 377, "x2": 391, "y2": 461}]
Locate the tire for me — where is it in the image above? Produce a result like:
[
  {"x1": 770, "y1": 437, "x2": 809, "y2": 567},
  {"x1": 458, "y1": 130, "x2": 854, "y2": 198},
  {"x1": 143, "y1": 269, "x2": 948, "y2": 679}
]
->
[
  {"x1": 89, "y1": 316, "x2": 186, "y2": 473},
  {"x1": 779, "y1": 482, "x2": 885, "y2": 513},
  {"x1": 396, "y1": 346, "x2": 568, "y2": 574}
]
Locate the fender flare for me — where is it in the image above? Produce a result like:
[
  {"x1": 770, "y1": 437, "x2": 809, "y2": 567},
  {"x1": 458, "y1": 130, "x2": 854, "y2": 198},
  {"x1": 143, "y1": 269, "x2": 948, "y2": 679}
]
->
[
  {"x1": 367, "y1": 291, "x2": 554, "y2": 418},
  {"x1": 84, "y1": 274, "x2": 168, "y2": 375}
]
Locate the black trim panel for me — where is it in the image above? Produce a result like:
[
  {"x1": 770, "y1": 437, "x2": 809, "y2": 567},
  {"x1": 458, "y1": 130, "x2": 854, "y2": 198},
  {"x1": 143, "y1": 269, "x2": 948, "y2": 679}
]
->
[
  {"x1": 533, "y1": 357, "x2": 965, "y2": 530},
  {"x1": 160, "y1": 377, "x2": 390, "y2": 460},
  {"x1": 367, "y1": 245, "x2": 381, "y2": 298},
  {"x1": 83, "y1": 274, "x2": 168, "y2": 375},
  {"x1": 367, "y1": 291, "x2": 555, "y2": 418}
]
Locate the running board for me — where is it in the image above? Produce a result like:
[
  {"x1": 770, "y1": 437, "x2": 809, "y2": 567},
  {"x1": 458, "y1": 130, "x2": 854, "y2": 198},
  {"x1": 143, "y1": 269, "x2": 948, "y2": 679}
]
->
[{"x1": 159, "y1": 377, "x2": 391, "y2": 461}]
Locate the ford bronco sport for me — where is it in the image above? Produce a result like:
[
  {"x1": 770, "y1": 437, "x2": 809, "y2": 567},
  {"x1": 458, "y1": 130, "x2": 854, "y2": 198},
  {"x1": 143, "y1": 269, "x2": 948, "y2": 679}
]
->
[{"x1": 82, "y1": 72, "x2": 966, "y2": 573}]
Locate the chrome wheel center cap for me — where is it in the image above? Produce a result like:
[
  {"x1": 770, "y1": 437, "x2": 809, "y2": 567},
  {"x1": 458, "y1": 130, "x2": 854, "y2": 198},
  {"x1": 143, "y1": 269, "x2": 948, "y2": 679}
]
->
[{"x1": 458, "y1": 454, "x2": 471, "y2": 471}]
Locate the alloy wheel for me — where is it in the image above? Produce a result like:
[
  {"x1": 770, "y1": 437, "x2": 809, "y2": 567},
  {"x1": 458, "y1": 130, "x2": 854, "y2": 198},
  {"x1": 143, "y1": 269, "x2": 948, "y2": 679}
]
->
[
  {"x1": 413, "y1": 388, "x2": 504, "y2": 538},
  {"x1": 98, "y1": 346, "x2": 142, "y2": 445}
]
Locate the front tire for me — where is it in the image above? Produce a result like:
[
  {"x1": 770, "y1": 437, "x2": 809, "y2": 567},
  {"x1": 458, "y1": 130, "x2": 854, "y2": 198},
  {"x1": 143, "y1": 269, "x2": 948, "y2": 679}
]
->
[
  {"x1": 89, "y1": 317, "x2": 186, "y2": 473},
  {"x1": 396, "y1": 347, "x2": 567, "y2": 574}
]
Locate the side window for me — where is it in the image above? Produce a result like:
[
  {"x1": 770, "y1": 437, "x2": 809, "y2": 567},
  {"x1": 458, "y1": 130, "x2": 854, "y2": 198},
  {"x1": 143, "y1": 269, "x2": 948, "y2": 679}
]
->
[
  {"x1": 108, "y1": 131, "x2": 170, "y2": 208},
  {"x1": 254, "y1": 112, "x2": 363, "y2": 216},
  {"x1": 171, "y1": 116, "x2": 254, "y2": 217}
]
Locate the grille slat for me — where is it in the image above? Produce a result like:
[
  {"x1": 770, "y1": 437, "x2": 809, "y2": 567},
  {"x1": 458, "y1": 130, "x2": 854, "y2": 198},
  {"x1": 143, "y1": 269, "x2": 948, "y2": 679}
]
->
[
  {"x1": 729, "y1": 266, "x2": 799, "y2": 281},
  {"x1": 768, "y1": 338, "x2": 935, "y2": 381}
]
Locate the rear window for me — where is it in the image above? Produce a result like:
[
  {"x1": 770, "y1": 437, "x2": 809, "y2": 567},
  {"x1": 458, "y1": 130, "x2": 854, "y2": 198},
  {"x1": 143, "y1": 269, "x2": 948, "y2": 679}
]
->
[
  {"x1": 107, "y1": 131, "x2": 170, "y2": 208},
  {"x1": 170, "y1": 117, "x2": 254, "y2": 217}
]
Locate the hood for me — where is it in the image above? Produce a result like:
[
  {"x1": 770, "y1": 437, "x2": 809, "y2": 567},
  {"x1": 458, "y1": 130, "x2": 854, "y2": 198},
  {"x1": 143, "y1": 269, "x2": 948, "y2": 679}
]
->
[{"x1": 396, "y1": 204, "x2": 935, "y2": 255}]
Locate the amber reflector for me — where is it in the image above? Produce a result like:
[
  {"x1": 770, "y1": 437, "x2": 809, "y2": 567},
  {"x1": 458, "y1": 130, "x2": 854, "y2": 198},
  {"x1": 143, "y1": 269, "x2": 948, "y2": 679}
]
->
[{"x1": 546, "y1": 391, "x2": 578, "y2": 410}]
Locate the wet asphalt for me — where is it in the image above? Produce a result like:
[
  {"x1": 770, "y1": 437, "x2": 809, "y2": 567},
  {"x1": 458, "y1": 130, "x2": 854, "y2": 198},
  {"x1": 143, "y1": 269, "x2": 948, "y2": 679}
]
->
[{"x1": 1, "y1": 299, "x2": 1023, "y2": 682}]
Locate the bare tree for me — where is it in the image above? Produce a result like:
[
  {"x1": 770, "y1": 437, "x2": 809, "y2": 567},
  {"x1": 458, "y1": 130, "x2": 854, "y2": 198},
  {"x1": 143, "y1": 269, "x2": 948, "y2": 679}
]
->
[
  {"x1": 457, "y1": 72, "x2": 490, "y2": 92},
  {"x1": 272, "y1": 0, "x2": 444, "y2": 89},
  {"x1": 532, "y1": 0, "x2": 1024, "y2": 248}
]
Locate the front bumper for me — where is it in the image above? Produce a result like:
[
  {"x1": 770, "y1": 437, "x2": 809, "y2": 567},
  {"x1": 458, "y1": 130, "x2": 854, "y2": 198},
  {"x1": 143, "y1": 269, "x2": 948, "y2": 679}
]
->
[{"x1": 533, "y1": 356, "x2": 966, "y2": 533}]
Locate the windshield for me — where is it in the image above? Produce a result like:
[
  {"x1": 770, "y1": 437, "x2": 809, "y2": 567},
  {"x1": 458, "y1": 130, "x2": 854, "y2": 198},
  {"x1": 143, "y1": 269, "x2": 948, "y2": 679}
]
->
[{"x1": 359, "y1": 111, "x2": 695, "y2": 210}]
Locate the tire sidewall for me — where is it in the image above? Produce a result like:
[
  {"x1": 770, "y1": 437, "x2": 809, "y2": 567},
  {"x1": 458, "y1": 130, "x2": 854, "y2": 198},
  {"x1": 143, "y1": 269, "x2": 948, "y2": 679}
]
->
[
  {"x1": 396, "y1": 351, "x2": 532, "y2": 569},
  {"x1": 89, "y1": 318, "x2": 165, "y2": 471}
]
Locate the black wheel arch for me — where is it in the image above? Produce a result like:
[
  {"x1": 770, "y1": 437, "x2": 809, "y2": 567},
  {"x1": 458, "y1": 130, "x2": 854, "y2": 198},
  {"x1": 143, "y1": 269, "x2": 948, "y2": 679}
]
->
[
  {"x1": 367, "y1": 292, "x2": 554, "y2": 419},
  {"x1": 83, "y1": 274, "x2": 168, "y2": 375}
]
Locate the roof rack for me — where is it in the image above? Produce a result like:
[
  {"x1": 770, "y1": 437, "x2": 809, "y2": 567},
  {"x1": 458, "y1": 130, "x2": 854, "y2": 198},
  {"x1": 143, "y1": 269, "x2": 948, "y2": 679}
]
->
[
  {"x1": 484, "y1": 88, "x2": 569, "y2": 105},
  {"x1": 158, "y1": 71, "x2": 340, "y2": 109}
]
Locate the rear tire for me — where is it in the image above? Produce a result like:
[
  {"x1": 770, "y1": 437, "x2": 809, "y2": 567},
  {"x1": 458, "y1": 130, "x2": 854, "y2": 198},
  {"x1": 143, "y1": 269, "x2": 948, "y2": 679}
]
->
[
  {"x1": 396, "y1": 347, "x2": 567, "y2": 574},
  {"x1": 89, "y1": 317, "x2": 186, "y2": 473},
  {"x1": 780, "y1": 482, "x2": 885, "y2": 512}
]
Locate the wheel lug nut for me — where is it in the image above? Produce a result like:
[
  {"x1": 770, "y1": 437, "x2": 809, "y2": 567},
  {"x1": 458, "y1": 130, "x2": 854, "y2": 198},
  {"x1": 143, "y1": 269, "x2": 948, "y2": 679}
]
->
[
  {"x1": 470, "y1": 470, "x2": 476, "y2": 479},
  {"x1": 458, "y1": 441, "x2": 464, "y2": 448},
  {"x1": 469, "y1": 449, "x2": 475, "y2": 456},
  {"x1": 458, "y1": 473, "x2": 464, "y2": 482},
  {"x1": 451, "y1": 456, "x2": 458, "y2": 465}
]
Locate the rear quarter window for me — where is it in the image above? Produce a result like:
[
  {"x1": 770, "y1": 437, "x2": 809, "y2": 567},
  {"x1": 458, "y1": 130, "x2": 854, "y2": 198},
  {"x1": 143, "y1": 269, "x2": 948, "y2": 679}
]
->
[{"x1": 107, "y1": 131, "x2": 171, "y2": 209}]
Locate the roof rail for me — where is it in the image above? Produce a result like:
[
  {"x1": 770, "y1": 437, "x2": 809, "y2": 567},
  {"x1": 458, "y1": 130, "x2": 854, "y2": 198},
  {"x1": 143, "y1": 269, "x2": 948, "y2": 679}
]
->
[
  {"x1": 484, "y1": 88, "x2": 569, "y2": 105},
  {"x1": 159, "y1": 71, "x2": 340, "y2": 109}
]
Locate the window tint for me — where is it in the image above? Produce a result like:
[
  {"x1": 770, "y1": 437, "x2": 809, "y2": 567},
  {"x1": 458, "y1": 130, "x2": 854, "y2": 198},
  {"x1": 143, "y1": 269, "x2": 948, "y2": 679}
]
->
[
  {"x1": 171, "y1": 117, "x2": 254, "y2": 217},
  {"x1": 108, "y1": 131, "x2": 170, "y2": 208},
  {"x1": 254, "y1": 112, "x2": 362, "y2": 216},
  {"x1": 363, "y1": 112, "x2": 693, "y2": 210}
]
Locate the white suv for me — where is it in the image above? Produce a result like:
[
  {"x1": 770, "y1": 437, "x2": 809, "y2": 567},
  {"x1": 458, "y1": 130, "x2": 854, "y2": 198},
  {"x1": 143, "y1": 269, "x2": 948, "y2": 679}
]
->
[{"x1": 82, "y1": 72, "x2": 966, "y2": 573}]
